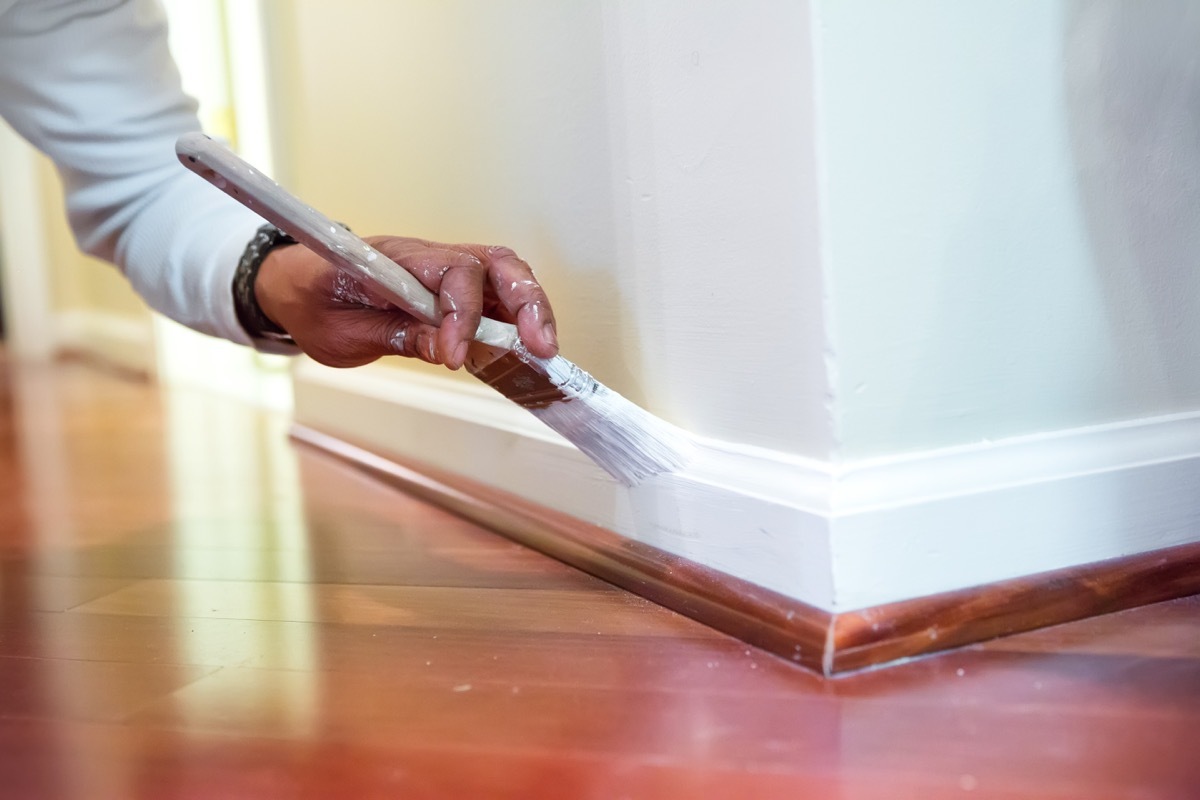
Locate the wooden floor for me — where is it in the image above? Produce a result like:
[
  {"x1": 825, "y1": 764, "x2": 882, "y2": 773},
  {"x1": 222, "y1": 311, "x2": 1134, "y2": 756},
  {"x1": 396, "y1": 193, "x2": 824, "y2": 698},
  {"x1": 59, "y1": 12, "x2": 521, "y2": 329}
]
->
[{"x1": 0, "y1": 357, "x2": 1198, "y2": 800}]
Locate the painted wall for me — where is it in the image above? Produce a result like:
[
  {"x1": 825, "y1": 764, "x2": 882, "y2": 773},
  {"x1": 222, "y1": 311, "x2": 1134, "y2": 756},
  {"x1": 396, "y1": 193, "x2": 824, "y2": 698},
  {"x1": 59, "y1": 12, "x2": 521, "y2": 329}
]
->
[
  {"x1": 282, "y1": 1, "x2": 1200, "y2": 610},
  {"x1": 36, "y1": 156, "x2": 150, "y2": 321},
  {"x1": 817, "y1": 0, "x2": 1200, "y2": 458},
  {"x1": 266, "y1": 0, "x2": 832, "y2": 458}
]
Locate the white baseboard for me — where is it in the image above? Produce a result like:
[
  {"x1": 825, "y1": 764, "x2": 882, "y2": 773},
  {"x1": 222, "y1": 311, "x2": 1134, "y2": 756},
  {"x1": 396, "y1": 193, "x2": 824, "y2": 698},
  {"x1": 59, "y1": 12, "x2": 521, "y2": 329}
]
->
[
  {"x1": 54, "y1": 309, "x2": 157, "y2": 377},
  {"x1": 293, "y1": 359, "x2": 1200, "y2": 612}
]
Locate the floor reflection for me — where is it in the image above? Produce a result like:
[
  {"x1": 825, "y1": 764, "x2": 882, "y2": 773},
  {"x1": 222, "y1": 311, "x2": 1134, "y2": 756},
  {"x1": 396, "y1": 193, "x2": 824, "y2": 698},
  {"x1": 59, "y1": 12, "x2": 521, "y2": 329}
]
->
[
  {"x1": 162, "y1": 386, "x2": 318, "y2": 731},
  {"x1": 2, "y1": 358, "x2": 321, "y2": 797}
]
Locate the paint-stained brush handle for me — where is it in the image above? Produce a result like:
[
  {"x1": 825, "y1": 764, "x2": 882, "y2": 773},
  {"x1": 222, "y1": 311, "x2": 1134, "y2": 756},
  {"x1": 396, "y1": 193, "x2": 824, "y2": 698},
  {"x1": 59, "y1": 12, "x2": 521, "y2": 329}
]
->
[{"x1": 175, "y1": 132, "x2": 519, "y2": 350}]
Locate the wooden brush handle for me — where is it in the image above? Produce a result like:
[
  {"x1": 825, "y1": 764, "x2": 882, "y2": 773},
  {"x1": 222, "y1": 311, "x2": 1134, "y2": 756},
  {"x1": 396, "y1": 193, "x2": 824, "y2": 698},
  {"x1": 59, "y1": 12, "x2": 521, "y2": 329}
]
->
[{"x1": 175, "y1": 132, "x2": 519, "y2": 350}]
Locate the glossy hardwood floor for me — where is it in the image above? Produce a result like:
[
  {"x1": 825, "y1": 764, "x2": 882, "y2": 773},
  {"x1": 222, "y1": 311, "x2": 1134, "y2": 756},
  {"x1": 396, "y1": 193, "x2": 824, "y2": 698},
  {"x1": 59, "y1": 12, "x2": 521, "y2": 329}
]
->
[{"x1": 1, "y1": 356, "x2": 1198, "y2": 799}]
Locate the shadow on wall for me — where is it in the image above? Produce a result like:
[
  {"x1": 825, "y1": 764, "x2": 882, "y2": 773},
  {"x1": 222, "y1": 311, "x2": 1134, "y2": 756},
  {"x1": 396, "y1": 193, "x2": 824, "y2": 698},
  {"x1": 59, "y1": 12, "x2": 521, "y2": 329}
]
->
[{"x1": 1065, "y1": 0, "x2": 1200, "y2": 412}]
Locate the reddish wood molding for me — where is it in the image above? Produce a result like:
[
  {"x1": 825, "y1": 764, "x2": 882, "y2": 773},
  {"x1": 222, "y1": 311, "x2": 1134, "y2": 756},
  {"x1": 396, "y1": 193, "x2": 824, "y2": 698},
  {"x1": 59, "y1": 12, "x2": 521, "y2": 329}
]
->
[
  {"x1": 290, "y1": 425, "x2": 832, "y2": 673},
  {"x1": 828, "y1": 544, "x2": 1200, "y2": 673},
  {"x1": 292, "y1": 425, "x2": 1200, "y2": 676}
]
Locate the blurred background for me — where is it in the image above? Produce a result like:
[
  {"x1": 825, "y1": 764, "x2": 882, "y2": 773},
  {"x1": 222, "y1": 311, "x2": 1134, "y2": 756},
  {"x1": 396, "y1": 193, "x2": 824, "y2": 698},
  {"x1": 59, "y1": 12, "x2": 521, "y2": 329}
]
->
[{"x1": 0, "y1": 0, "x2": 291, "y2": 408}]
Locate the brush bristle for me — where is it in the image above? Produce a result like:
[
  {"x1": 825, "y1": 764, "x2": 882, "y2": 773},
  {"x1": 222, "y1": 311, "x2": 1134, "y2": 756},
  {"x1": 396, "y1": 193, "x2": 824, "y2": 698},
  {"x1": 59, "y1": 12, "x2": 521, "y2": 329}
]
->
[{"x1": 517, "y1": 350, "x2": 694, "y2": 486}]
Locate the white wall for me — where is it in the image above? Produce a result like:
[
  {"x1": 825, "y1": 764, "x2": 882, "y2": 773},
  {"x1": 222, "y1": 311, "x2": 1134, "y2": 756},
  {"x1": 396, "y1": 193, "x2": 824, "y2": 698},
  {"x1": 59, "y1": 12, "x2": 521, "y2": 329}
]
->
[
  {"x1": 282, "y1": 0, "x2": 1200, "y2": 465},
  {"x1": 818, "y1": 0, "x2": 1200, "y2": 459},
  {"x1": 600, "y1": 2, "x2": 829, "y2": 455}
]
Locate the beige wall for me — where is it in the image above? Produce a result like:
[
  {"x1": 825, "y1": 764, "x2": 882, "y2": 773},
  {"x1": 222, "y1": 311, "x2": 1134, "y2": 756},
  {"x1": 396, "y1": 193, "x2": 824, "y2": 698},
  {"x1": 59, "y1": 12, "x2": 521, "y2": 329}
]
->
[
  {"x1": 266, "y1": 0, "x2": 830, "y2": 457},
  {"x1": 36, "y1": 155, "x2": 151, "y2": 320}
]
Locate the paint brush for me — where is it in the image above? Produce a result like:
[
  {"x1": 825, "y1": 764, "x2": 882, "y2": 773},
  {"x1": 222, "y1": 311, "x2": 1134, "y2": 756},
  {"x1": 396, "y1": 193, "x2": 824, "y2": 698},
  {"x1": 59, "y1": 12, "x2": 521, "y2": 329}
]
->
[{"x1": 175, "y1": 132, "x2": 693, "y2": 485}]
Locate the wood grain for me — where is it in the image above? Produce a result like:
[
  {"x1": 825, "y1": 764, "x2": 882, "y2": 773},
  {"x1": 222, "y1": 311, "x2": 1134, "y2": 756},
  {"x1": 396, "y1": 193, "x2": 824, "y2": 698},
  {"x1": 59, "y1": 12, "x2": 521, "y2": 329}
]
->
[
  {"x1": 74, "y1": 578, "x2": 718, "y2": 638},
  {"x1": 1, "y1": 355, "x2": 1198, "y2": 799}
]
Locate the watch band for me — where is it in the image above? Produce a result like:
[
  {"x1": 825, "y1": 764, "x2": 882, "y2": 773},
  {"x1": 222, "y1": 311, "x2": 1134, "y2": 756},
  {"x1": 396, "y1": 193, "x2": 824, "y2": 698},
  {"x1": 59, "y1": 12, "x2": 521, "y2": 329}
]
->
[{"x1": 233, "y1": 223, "x2": 297, "y2": 346}]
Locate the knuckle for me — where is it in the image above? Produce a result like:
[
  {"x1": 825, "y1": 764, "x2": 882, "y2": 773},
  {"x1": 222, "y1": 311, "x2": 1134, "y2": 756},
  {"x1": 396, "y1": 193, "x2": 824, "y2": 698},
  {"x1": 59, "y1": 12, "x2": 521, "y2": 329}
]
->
[
  {"x1": 439, "y1": 290, "x2": 483, "y2": 319},
  {"x1": 485, "y1": 245, "x2": 519, "y2": 261},
  {"x1": 454, "y1": 250, "x2": 484, "y2": 269},
  {"x1": 408, "y1": 328, "x2": 439, "y2": 363},
  {"x1": 492, "y1": 270, "x2": 543, "y2": 299}
]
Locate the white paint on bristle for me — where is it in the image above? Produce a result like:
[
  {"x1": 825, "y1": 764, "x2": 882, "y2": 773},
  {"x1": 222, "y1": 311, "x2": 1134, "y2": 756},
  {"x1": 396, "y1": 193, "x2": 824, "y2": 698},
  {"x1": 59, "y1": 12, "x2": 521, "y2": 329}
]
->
[{"x1": 514, "y1": 344, "x2": 694, "y2": 486}]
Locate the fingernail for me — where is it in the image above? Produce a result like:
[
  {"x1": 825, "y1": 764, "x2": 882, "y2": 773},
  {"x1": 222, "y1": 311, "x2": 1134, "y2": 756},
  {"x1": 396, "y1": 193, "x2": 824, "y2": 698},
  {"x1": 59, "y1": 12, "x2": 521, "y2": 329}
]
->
[
  {"x1": 453, "y1": 341, "x2": 468, "y2": 369},
  {"x1": 541, "y1": 322, "x2": 558, "y2": 351},
  {"x1": 390, "y1": 329, "x2": 407, "y2": 352}
]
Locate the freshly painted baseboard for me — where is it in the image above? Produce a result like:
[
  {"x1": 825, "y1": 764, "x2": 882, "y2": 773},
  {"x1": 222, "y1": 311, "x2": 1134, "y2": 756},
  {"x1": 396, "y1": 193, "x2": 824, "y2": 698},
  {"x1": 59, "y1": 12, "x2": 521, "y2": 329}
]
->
[
  {"x1": 293, "y1": 359, "x2": 1200, "y2": 611},
  {"x1": 291, "y1": 424, "x2": 1200, "y2": 676},
  {"x1": 293, "y1": 359, "x2": 836, "y2": 608},
  {"x1": 54, "y1": 309, "x2": 157, "y2": 378}
]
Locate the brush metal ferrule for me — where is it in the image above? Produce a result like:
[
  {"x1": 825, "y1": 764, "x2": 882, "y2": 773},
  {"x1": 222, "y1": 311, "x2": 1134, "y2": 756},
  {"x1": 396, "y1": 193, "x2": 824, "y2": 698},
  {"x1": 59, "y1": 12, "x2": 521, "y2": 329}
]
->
[{"x1": 465, "y1": 343, "x2": 567, "y2": 409}]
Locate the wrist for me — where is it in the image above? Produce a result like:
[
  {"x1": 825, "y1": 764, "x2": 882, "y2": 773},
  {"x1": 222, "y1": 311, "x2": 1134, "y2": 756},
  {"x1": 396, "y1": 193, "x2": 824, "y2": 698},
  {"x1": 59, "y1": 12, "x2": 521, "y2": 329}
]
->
[
  {"x1": 233, "y1": 224, "x2": 297, "y2": 346},
  {"x1": 255, "y1": 245, "x2": 296, "y2": 331}
]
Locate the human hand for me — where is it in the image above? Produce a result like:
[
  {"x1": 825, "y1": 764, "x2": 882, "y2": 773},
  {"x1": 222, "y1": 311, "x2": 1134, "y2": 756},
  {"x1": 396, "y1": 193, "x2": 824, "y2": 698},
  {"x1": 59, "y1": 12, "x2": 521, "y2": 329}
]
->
[{"x1": 254, "y1": 236, "x2": 558, "y2": 369}]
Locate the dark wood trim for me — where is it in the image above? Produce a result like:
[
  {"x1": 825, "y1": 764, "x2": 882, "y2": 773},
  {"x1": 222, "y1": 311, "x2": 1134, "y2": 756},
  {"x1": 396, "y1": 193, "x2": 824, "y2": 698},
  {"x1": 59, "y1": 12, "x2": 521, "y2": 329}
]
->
[
  {"x1": 827, "y1": 541, "x2": 1200, "y2": 673},
  {"x1": 292, "y1": 425, "x2": 1200, "y2": 676}
]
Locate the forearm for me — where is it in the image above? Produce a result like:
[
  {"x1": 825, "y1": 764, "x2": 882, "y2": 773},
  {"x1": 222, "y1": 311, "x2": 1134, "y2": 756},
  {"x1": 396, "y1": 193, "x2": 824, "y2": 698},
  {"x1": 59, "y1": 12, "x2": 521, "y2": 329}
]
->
[
  {"x1": 0, "y1": 0, "x2": 265, "y2": 345},
  {"x1": 0, "y1": 0, "x2": 559, "y2": 368},
  {"x1": 109, "y1": 170, "x2": 264, "y2": 346}
]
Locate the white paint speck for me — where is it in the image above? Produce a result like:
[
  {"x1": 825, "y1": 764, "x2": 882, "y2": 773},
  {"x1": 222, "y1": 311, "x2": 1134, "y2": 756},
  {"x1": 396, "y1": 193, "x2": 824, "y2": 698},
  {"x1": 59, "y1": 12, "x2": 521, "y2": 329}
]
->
[
  {"x1": 959, "y1": 774, "x2": 978, "y2": 791},
  {"x1": 389, "y1": 328, "x2": 407, "y2": 352},
  {"x1": 452, "y1": 684, "x2": 472, "y2": 693},
  {"x1": 956, "y1": 668, "x2": 965, "y2": 677}
]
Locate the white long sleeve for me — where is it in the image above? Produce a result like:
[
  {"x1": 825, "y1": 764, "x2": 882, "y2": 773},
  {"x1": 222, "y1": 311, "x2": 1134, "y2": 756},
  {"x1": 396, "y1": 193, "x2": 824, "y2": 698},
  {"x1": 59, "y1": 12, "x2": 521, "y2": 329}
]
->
[{"x1": 0, "y1": 0, "x2": 266, "y2": 347}]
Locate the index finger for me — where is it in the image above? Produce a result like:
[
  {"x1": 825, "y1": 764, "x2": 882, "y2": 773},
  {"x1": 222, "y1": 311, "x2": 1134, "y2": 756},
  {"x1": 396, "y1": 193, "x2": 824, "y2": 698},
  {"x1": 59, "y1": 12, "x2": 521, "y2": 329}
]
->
[{"x1": 469, "y1": 245, "x2": 559, "y2": 359}]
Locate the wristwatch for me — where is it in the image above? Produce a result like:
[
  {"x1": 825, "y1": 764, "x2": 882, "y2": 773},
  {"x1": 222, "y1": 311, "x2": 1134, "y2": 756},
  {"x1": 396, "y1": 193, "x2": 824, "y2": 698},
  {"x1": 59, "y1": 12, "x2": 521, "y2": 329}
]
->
[{"x1": 233, "y1": 223, "x2": 298, "y2": 347}]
